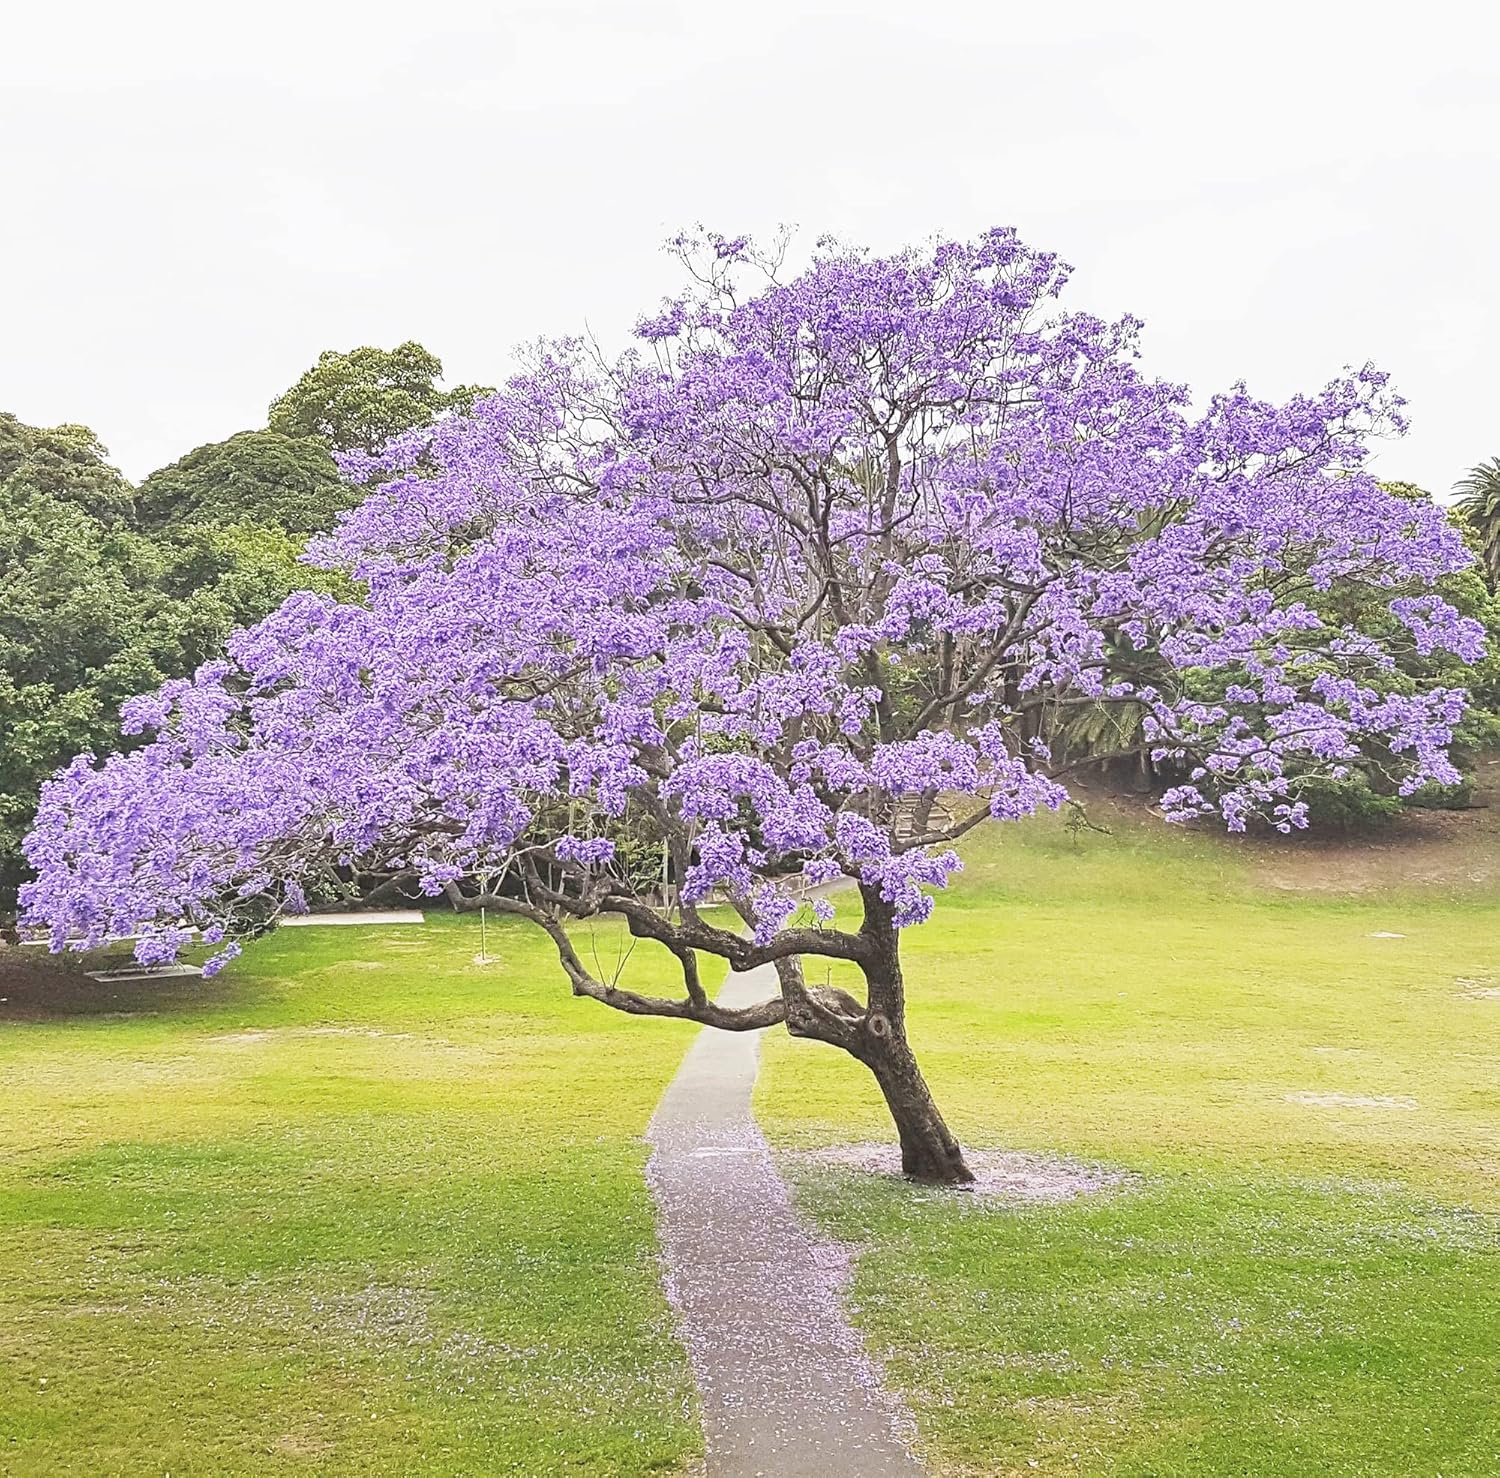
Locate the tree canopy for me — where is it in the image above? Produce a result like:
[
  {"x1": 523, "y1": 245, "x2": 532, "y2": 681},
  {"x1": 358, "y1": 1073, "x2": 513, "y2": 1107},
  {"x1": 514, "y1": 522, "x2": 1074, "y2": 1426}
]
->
[
  {"x1": 266, "y1": 341, "x2": 486, "y2": 455},
  {"x1": 21, "y1": 229, "x2": 1486, "y2": 1180},
  {"x1": 1, "y1": 412, "x2": 136, "y2": 529},
  {"x1": 136, "y1": 429, "x2": 353, "y2": 534}
]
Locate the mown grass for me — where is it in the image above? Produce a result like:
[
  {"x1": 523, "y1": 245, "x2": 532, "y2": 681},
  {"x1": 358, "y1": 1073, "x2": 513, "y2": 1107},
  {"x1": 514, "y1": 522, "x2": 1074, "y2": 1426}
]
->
[
  {"x1": 758, "y1": 807, "x2": 1500, "y2": 1475},
  {"x1": 4, "y1": 804, "x2": 1497, "y2": 1476},
  {"x1": 0, "y1": 915, "x2": 716, "y2": 1476}
]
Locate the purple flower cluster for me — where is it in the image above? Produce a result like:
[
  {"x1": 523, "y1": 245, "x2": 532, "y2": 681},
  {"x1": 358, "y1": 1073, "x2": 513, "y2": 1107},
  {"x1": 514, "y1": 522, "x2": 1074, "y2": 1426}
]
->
[{"x1": 20, "y1": 228, "x2": 1483, "y2": 965}]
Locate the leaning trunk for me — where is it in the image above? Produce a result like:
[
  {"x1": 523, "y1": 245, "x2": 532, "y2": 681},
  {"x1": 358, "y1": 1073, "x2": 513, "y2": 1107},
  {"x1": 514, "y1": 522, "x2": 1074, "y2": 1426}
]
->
[
  {"x1": 846, "y1": 884, "x2": 975, "y2": 1185},
  {"x1": 775, "y1": 889, "x2": 973, "y2": 1185},
  {"x1": 859, "y1": 1020, "x2": 975, "y2": 1184}
]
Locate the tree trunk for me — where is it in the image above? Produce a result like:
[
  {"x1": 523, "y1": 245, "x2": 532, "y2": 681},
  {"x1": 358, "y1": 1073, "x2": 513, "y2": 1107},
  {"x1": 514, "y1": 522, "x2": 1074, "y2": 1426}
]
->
[
  {"x1": 861, "y1": 1022, "x2": 975, "y2": 1184},
  {"x1": 845, "y1": 882, "x2": 976, "y2": 1186}
]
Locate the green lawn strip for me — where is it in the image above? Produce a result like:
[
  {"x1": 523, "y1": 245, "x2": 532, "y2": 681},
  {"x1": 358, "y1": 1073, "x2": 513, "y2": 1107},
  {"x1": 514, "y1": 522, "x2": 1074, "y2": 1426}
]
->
[
  {"x1": 1, "y1": 913, "x2": 713, "y2": 1476},
  {"x1": 786, "y1": 1165, "x2": 1498, "y2": 1477},
  {"x1": 757, "y1": 808, "x2": 1500, "y2": 1475}
]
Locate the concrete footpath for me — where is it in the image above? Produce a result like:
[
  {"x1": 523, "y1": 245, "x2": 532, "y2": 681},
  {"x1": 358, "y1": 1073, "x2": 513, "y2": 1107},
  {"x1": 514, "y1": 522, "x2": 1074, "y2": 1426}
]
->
[{"x1": 646, "y1": 964, "x2": 924, "y2": 1477}]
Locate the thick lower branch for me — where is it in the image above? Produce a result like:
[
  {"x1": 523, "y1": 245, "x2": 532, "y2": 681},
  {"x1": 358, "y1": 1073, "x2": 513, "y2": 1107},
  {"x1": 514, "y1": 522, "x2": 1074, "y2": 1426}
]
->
[
  {"x1": 447, "y1": 883, "x2": 785, "y2": 1031},
  {"x1": 446, "y1": 875, "x2": 871, "y2": 973},
  {"x1": 771, "y1": 955, "x2": 866, "y2": 1049},
  {"x1": 569, "y1": 971, "x2": 785, "y2": 1031}
]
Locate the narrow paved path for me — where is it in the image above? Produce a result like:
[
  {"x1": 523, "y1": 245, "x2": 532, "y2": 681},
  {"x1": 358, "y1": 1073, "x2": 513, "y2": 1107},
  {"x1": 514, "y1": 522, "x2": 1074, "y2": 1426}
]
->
[{"x1": 646, "y1": 964, "x2": 924, "y2": 1477}]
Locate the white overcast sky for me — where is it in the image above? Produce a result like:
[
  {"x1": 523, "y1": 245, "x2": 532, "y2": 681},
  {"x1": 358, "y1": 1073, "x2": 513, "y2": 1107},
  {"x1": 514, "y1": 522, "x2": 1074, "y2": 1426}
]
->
[{"x1": 3, "y1": 0, "x2": 1497, "y2": 493}]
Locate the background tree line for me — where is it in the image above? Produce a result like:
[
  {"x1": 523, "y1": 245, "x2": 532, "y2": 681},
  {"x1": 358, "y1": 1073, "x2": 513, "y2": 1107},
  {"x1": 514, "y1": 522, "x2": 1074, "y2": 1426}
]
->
[{"x1": 0, "y1": 343, "x2": 483, "y2": 908}]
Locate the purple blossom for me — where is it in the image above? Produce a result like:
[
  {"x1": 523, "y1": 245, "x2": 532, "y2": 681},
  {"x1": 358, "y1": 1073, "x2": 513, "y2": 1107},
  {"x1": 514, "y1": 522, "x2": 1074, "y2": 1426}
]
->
[
  {"x1": 555, "y1": 835, "x2": 617, "y2": 865},
  {"x1": 17, "y1": 226, "x2": 1482, "y2": 974}
]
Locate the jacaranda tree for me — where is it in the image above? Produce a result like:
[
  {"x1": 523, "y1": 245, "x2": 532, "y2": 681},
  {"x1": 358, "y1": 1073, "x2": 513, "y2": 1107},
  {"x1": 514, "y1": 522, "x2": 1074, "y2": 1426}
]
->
[{"x1": 22, "y1": 230, "x2": 1485, "y2": 1182}]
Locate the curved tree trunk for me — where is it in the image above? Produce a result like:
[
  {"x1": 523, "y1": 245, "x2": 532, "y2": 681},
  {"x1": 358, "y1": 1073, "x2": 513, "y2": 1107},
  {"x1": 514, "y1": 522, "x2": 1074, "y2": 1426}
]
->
[
  {"x1": 514, "y1": 864, "x2": 979, "y2": 1186},
  {"x1": 782, "y1": 884, "x2": 976, "y2": 1186},
  {"x1": 859, "y1": 1021, "x2": 974, "y2": 1183}
]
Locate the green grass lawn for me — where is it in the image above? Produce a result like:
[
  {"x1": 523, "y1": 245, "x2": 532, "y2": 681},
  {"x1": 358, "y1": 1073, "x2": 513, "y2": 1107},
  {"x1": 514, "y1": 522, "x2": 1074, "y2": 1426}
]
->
[
  {"x1": 758, "y1": 806, "x2": 1500, "y2": 1475},
  {"x1": 3, "y1": 803, "x2": 1497, "y2": 1477},
  {"x1": 0, "y1": 916, "x2": 716, "y2": 1476}
]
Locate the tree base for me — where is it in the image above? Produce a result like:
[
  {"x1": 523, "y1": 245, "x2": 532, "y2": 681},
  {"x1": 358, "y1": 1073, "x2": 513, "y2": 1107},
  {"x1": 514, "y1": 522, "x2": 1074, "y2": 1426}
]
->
[{"x1": 899, "y1": 1137, "x2": 977, "y2": 1186}]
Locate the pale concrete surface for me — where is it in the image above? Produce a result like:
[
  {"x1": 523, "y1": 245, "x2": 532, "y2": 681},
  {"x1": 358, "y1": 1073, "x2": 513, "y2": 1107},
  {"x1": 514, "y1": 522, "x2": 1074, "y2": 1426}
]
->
[
  {"x1": 281, "y1": 910, "x2": 426, "y2": 926},
  {"x1": 86, "y1": 963, "x2": 203, "y2": 982},
  {"x1": 646, "y1": 964, "x2": 924, "y2": 1477}
]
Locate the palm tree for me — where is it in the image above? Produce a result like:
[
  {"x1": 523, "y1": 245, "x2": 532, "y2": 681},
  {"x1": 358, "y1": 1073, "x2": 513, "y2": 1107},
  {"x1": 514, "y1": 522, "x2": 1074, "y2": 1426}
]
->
[{"x1": 1455, "y1": 458, "x2": 1500, "y2": 587}]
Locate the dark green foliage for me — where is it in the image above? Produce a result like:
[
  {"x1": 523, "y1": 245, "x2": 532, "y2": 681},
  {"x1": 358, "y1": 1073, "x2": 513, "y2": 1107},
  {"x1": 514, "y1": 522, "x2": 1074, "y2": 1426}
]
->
[
  {"x1": 0, "y1": 412, "x2": 135, "y2": 529},
  {"x1": 1288, "y1": 770, "x2": 1405, "y2": 828},
  {"x1": 136, "y1": 430, "x2": 353, "y2": 534},
  {"x1": 0, "y1": 417, "x2": 355, "y2": 903},
  {"x1": 0, "y1": 427, "x2": 145, "y2": 893}
]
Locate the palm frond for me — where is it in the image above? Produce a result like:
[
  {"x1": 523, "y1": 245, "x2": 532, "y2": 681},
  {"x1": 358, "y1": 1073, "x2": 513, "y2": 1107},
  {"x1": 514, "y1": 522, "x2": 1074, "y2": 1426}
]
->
[{"x1": 1454, "y1": 457, "x2": 1500, "y2": 585}]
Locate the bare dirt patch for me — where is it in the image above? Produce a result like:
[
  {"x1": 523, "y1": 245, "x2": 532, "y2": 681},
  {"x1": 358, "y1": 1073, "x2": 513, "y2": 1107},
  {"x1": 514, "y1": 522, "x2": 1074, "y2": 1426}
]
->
[
  {"x1": 1065, "y1": 760, "x2": 1500, "y2": 895},
  {"x1": 1456, "y1": 977, "x2": 1500, "y2": 1000},
  {"x1": 208, "y1": 1026, "x2": 416, "y2": 1046},
  {"x1": 788, "y1": 1143, "x2": 1133, "y2": 1202},
  {"x1": 1247, "y1": 760, "x2": 1500, "y2": 894}
]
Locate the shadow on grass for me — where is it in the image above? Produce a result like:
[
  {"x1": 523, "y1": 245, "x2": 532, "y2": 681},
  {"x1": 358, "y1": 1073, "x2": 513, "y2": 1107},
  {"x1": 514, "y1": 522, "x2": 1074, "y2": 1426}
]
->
[{"x1": 0, "y1": 949, "x2": 257, "y2": 1023}]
